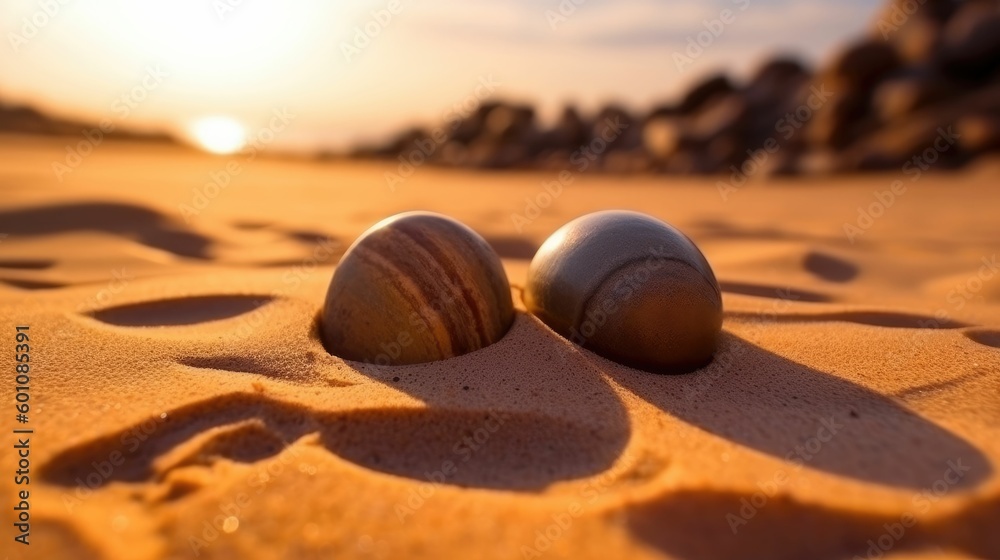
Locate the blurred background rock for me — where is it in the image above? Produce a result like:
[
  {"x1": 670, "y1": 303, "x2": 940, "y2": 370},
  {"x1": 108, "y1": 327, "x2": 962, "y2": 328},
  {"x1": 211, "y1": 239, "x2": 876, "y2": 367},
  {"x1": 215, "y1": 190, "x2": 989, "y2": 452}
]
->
[
  {"x1": 353, "y1": 0, "x2": 1000, "y2": 175},
  {"x1": 3, "y1": 0, "x2": 998, "y2": 176}
]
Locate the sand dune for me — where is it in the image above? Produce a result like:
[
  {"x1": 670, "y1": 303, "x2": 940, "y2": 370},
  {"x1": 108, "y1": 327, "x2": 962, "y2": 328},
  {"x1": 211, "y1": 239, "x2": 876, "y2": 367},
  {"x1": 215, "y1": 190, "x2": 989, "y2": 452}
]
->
[{"x1": 0, "y1": 137, "x2": 998, "y2": 559}]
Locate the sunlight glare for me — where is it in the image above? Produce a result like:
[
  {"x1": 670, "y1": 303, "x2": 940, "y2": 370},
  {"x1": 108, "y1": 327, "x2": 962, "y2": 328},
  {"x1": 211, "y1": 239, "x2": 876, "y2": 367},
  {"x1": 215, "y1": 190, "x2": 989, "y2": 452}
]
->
[{"x1": 189, "y1": 117, "x2": 247, "y2": 154}]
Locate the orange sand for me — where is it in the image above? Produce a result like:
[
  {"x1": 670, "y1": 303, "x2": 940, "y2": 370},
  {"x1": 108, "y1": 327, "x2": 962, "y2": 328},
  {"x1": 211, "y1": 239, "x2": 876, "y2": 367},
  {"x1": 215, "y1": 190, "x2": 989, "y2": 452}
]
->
[{"x1": 1, "y1": 134, "x2": 998, "y2": 559}]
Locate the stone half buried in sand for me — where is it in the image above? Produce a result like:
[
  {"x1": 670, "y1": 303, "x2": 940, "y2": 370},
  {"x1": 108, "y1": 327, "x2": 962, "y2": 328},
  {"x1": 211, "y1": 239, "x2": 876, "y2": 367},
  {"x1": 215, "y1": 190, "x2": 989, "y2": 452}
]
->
[
  {"x1": 321, "y1": 212, "x2": 514, "y2": 365},
  {"x1": 525, "y1": 210, "x2": 722, "y2": 373}
]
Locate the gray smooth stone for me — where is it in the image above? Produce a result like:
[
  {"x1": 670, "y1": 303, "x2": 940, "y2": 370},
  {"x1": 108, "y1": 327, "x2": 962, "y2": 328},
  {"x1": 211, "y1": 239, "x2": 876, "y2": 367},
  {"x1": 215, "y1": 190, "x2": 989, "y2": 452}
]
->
[{"x1": 525, "y1": 210, "x2": 722, "y2": 373}]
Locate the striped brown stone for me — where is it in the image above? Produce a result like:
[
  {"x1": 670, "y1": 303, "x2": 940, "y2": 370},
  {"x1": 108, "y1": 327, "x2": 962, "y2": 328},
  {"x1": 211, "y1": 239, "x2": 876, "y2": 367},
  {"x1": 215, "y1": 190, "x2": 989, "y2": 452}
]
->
[{"x1": 321, "y1": 212, "x2": 514, "y2": 365}]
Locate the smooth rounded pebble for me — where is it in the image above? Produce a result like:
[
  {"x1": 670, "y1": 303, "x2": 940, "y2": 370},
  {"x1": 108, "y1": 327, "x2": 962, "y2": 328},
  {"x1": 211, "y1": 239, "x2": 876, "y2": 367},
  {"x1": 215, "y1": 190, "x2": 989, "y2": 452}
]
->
[
  {"x1": 321, "y1": 212, "x2": 514, "y2": 365},
  {"x1": 525, "y1": 210, "x2": 722, "y2": 373}
]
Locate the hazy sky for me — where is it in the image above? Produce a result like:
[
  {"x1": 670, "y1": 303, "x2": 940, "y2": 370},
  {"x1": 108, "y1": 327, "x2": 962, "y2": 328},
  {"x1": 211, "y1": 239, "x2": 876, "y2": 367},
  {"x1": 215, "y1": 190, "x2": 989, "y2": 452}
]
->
[{"x1": 0, "y1": 0, "x2": 880, "y2": 152}]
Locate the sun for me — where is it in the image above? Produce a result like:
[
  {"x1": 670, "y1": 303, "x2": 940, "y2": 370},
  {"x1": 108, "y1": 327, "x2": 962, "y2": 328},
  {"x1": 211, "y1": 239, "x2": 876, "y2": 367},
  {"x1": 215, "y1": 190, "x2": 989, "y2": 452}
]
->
[{"x1": 189, "y1": 117, "x2": 247, "y2": 155}]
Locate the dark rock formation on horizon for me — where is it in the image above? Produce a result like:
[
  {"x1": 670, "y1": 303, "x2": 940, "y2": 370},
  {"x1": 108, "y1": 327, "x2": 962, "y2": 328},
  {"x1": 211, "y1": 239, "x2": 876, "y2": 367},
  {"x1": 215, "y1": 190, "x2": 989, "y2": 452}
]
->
[
  {"x1": 0, "y1": 102, "x2": 176, "y2": 144},
  {"x1": 355, "y1": 0, "x2": 1000, "y2": 175}
]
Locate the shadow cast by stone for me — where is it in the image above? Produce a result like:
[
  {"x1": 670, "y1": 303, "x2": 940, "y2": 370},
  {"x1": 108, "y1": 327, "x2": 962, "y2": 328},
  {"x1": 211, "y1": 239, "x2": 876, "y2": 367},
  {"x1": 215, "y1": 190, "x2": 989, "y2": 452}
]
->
[
  {"x1": 626, "y1": 488, "x2": 1000, "y2": 560},
  {"x1": 601, "y1": 333, "x2": 991, "y2": 489},
  {"x1": 343, "y1": 313, "x2": 632, "y2": 489},
  {"x1": 42, "y1": 316, "x2": 631, "y2": 491}
]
